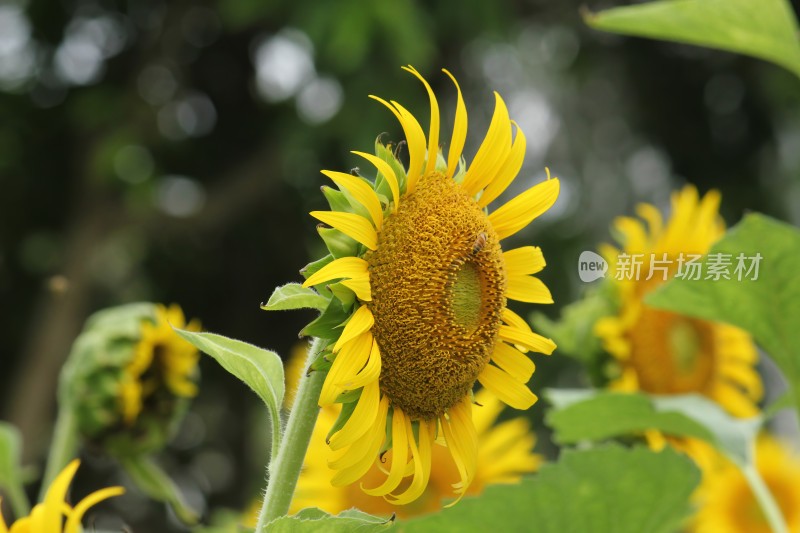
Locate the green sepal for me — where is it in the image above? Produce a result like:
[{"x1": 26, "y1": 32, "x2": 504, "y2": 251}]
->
[
  {"x1": 310, "y1": 349, "x2": 333, "y2": 372},
  {"x1": 328, "y1": 281, "x2": 357, "y2": 309},
  {"x1": 300, "y1": 254, "x2": 334, "y2": 280},
  {"x1": 333, "y1": 388, "x2": 362, "y2": 404},
  {"x1": 120, "y1": 455, "x2": 199, "y2": 525},
  {"x1": 378, "y1": 408, "x2": 394, "y2": 456},
  {"x1": 321, "y1": 185, "x2": 352, "y2": 213},
  {"x1": 375, "y1": 139, "x2": 408, "y2": 196},
  {"x1": 261, "y1": 283, "x2": 329, "y2": 312},
  {"x1": 433, "y1": 149, "x2": 447, "y2": 173},
  {"x1": 452, "y1": 156, "x2": 467, "y2": 184},
  {"x1": 339, "y1": 176, "x2": 373, "y2": 222},
  {"x1": 318, "y1": 226, "x2": 360, "y2": 259},
  {"x1": 300, "y1": 297, "x2": 349, "y2": 340},
  {"x1": 325, "y1": 395, "x2": 360, "y2": 442}
]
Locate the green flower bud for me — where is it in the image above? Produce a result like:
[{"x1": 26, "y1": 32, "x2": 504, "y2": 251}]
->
[{"x1": 60, "y1": 302, "x2": 201, "y2": 457}]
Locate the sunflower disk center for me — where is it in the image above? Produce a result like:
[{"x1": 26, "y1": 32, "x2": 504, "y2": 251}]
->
[{"x1": 365, "y1": 172, "x2": 506, "y2": 420}]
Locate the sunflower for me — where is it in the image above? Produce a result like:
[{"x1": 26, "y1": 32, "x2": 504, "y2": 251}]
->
[
  {"x1": 280, "y1": 339, "x2": 542, "y2": 517},
  {"x1": 594, "y1": 186, "x2": 761, "y2": 417},
  {"x1": 0, "y1": 460, "x2": 124, "y2": 533},
  {"x1": 119, "y1": 304, "x2": 201, "y2": 425},
  {"x1": 690, "y1": 436, "x2": 800, "y2": 533},
  {"x1": 300, "y1": 66, "x2": 558, "y2": 505}
]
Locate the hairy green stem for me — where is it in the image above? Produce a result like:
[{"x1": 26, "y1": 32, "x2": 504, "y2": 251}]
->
[
  {"x1": 39, "y1": 404, "x2": 79, "y2": 500},
  {"x1": 256, "y1": 337, "x2": 326, "y2": 530},
  {"x1": 742, "y1": 462, "x2": 788, "y2": 533}
]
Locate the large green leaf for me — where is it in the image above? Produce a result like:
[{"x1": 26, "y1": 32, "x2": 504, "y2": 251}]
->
[
  {"x1": 261, "y1": 283, "x2": 329, "y2": 312},
  {"x1": 396, "y1": 445, "x2": 699, "y2": 533},
  {"x1": 174, "y1": 329, "x2": 285, "y2": 452},
  {"x1": 545, "y1": 389, "x2": 714, "y2": 445},
  {"x1": 646, "y1": 214, "x2": 800, "y2": 416},
  {"x1": 584, "y1": 0, "x2": 800, "y2": 79},
  {"x1": 268, "y1": 508, "x2": 393, "y2": 532},
  {"x1": 546, "y1": 390, "x2": 761, "y2": 464}
]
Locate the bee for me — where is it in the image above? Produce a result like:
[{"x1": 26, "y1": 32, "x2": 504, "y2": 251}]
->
[{"x1": 472, "y1": 232, "x2": 488, "y2": 255}]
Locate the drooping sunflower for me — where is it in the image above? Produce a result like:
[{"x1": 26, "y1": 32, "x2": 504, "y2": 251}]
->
[
  {"x1": 300, "y1": 66, "x2": 559, "y2": 504},
  {"x1": 690, "y1": 436, "x2": 800, "y2": 533},
  {"x1": 288, "y1": 361, "x2": 541, "y2": 517},
  {"x1": 0, "y1": 460, "x2": 124, "y2": 533},
  {"x1": 595, "y1": 186, "x2": 761, "y2": 417},
  {"x1": 119, "y1": 303, "x2": 202, "y2": 425}
]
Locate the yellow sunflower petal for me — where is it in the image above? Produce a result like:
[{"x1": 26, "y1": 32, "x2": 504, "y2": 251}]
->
[
  {"x1": 319, "y1": 332, "x2": 373, "y2": 406},
  {"x1": 0, "y1": 499, "x2": 8, "y2": 533},
  {"x1": 403, "y1": 65, "x2": 439, "y2": 177},
  {"x1": 488, "y1": 177, "x2": 560, "y2": 240},
  {"x1": 340, "y1": 339, "x2": 381, "y2": 390},
  {"x1": 362, "y1": 407, "x2": 409, "y2": 496},
  {"x1": 333, "y1": 305, "x2": 374, "y2": 353},
  {"x1": 330, "y1": 396, "x2": 388, "y2": 485},
  {"x1": 341, "y1": 277, "x2": 372, "y2": 302},
  {"x1": 501, "y1": 307, "x2": 532, "y2": 334},
  {"x1": 443, "y1": 69, "x2": 467, "y2": 180},
  {"x1": 328, "y1": 380, "x2": 381, "y2": 450},
  {"x1": 442, "y1": 399, "x2": 477, "y2": 505},
  {"x1": 9, "y1": 515, "x2": 30, "y2": 533},
  {"x1": 64, "y1": 486, "x2": 125, "y2": 533},
  {"x1": 709, "y1": 382, "x2": 759, "y2": 418},
  {"x1": 42, "y1": 459, "x2": 80, "y2": 532},
  {"x1": 503, "y1": 246, "x2": 545, "y2": 276},
  {"x1": 387, "y1": 417, "x2": 433, "y2": 505},
  {"x1": 478, "y1": 364, "x2": 538, "y2": 410},
  {"x1": 369, "y1": 95, "x2": 425, "y2": 194},
  {"x1": 498, "y1": 325, "x2": 556, "y2": 354},
  {"x1": 310, "y1": 211, "x2": 378, "y2": 250},
  {"x1": 506, "y1": 275, "x2": 553, "y2": 304},
  {"x1": 492, "y1": 342, "x2": 535, "y2": 382},
  {"x1": 302, "y1": 257, "x2": 369, "y2": 289},
  {"x1": 462, "y1": 93, "x2": 512, "y2": 197},
  {"x1": 352, "y1": 151, "x2": 400, "y2": 212},
  {"x1": 321, "y1": 170, "x2": 384, "y2": 230},
  {"x1": 479, "y1": 121, "x2": 526, "y2": 208},
  {"x1": 635, "y1": 203, "x2": 663, "y2": 238},
  {"x1": 718, "y1": 362, "x2": 763, "y2": 400}
]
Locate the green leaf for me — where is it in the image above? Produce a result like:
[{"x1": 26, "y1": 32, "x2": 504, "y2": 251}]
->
[
  {"x1": 397, "y1": 445, "x2": 699, "y2": 533},
  {"x1": 321, "y1": 186, "x2": 352, "y2": 214},
  {"x1": 0, "y1": 423, "x2": 29, "y2": 518},
  {"x1": 120, "y1": 455, "x2": 198, "y2": 524},
  {"x1": 268, "y1": 508, "x2": 394, "y2": 532},
  {"x1": 174, "y1": 329, "x2": 284, "y2": 442},
  {"x1": 300, "y1": 298, "x2": 349, "y2": 340},
  {"x1": 646, "y1": 214, "x2": 800, "y2": 417},
  {"x1": 546, "y1": 389, "x2": 762, "y2": 465},
  {"x1": 318, "y1": 227, "x2": 360, "y2": 259},
  {"x1": 262, "y1": 283, "x2": 329, "y2": 312},
  {"x1": 584, "y1": 0, "x2": 800, "y2": 79},
  {"x1": 545, "y1": 389, "x2": 714, "y2": 445}
]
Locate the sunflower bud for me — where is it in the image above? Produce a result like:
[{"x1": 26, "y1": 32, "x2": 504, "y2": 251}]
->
[{"x1": 60, "y1": 302, "x2": 201, "y2": 457}]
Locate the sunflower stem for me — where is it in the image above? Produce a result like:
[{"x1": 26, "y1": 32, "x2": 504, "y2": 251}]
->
[
  {"x1": 39, "y1": 403, "x2": 79, "y2": 501},
  {"x1": 742, "y1": 462, "x2": 788, "y2": 533},
  {"x1": 256, "y1": 337, "x2": 326, "y2": 531}
]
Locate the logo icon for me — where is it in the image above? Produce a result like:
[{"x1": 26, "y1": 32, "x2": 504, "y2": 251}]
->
[{"x1": 578, "y1": 251, "x2": 608, "y2": 282}]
